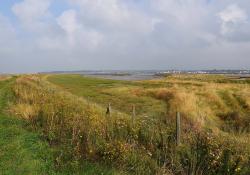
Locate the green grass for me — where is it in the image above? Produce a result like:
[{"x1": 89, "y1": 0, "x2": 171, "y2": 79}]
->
[
  {"x1": 0, "y1": 116, "x2": 56, "y2": 174},
  {"x1": 0, "y1": 78, "x2": 56, "y2": 174},
  {"x1": 48, "y1": 74, "x2": 250, "y2": 130},
  {"x1": 0, "y1": 78, "x2": 119, "y2": 175},
  {"x1": 48, "y1": 74, "x2": 166, "y2": 117},
  {"x1": 11, "y1": 74, "x2": 250, "y2": 174}
]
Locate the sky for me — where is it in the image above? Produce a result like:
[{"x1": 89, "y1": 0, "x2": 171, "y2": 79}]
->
[{"x1": 0, "y1": 0, "x2": 250, "y2": 73}]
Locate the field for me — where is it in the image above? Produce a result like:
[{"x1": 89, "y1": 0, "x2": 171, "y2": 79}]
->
[
  {"x1": 48, "y1": 74, "x2": 250, "y2": 131},
  {"x1": 1, "y1": 74, "x2": 250, "y2": 174}
]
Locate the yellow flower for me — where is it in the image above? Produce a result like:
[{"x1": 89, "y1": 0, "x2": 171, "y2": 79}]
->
[{"x1": 235, "y1": 167, "x2": 241, "y2": 172}]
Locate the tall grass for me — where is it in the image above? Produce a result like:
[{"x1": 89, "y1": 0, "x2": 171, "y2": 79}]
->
[
  {"x1": 0, "y1": 75, "x2": 11, "y2": 81},
  {"x1": 11, "y1": 75, "x2": 250, "y2": 174}
]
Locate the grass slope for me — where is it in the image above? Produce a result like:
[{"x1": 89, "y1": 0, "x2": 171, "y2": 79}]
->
[
  {"x1": 0, "y1": 79, "x2": 57, "y2": 175},
  {"x1": 0, "y1": 78, "x2": 121, "y2": 175}
]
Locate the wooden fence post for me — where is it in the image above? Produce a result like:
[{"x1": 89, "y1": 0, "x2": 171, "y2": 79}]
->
[
  {"x1": 176, "y1": 112, "x2": 181, "y2": 146},
  {"x1": 132, "y1": 105, "x2": 136, "y2": 123},
  {"x1": 105, "y1": 103, "x2": 112, "y2": 140},
  {"x1": 106, "y1": 103, "x2": 111, "y2": 116}
]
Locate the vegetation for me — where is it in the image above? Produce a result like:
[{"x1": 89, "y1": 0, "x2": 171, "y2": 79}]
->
[
  {"x1": 0, "y1": 77, "x2": 116, "y2": 175},
  {"x1": 48, "y1": 74, "x2": 250, "y2": 130},
  {"x1": 0, "y1": 75, "x2": 11, "y2": 81},
  {"x1": 1, "y1": 74, "x2": 250, "y2": 174},
  {"x1": 0, "y1": 78, "x2": 57, "y2": 174},
  {"x1": 48, "y1": 74, "x2": 166, "y2": 117}
]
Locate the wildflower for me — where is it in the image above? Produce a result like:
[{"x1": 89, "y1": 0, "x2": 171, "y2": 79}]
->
[
  {"x1": 147, "y1": 151, "x2": 152, "y2": 157},
  {"x1": 235, "y1": 167, "x2": 241, "y2": 172}
]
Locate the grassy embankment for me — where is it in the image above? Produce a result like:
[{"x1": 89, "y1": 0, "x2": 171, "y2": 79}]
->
[
  {"x1": 9, "y1": 74, "x2": 250, "y2": 174},
  {"x1": 0, "y1": 77, "x2": 56, "y2": 174},
  {"x1": 0, "y1": 77, "x2": 117, "y2": 175}
]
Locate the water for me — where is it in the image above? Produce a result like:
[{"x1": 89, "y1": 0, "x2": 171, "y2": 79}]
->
[
  {"x1": 43, "y1": 70, "x2": 250, "y2": 81},
  {"x1": 80, "y1": 71, "x2": 163, "y2": 81}
]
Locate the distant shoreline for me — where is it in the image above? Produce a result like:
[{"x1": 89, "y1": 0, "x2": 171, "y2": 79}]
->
[{"x1": 38, "y1": 69, "x2": 250, "y2": 75}]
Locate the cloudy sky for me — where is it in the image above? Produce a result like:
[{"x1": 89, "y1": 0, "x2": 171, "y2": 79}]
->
[{"x1": 0, "y1": 0, "x2": 250, "y2": 73}]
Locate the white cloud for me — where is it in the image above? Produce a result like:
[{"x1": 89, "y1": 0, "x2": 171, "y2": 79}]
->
[
  {"x1": 70, "y1": 0, "x2": 128, "y2": 24},
  {"x1": 218, "y1": 4, "x2": 247, "y2": 34},
  {"x1": 57, "y1": 10, "x2": 79, "y2": 35},
  {"x1": 0, "y1": 14, "x2": 18, "y2": 53},
  {"x1": 70, "y1": 0, "x2": 156, "y2": 34},
  {"x1": 0, "y1": 0, "x2": 250, "y2": 73},
  {"x1": 12, "y1": 0, "x2": 52, "y2": 31},
  {"x1": 219, "y1": 4, "x2": 247, "y2": 23},
  {"x1": 50, "y1": 9, "x2": 103, "y2": 50},
  {"x1": 12, "y1": 0, "x2": 51, "y2": 22},
  {"x1": 57, "y1": 9, "x2": 80, "y2": 45},
  {"x1": 147, "y1": 0, "x2": 218, "y2": 48}
]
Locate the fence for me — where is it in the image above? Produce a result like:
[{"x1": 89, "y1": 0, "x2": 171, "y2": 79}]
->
[{"x1": 106, "y1": 103, "x2": 181, "y2": 146}]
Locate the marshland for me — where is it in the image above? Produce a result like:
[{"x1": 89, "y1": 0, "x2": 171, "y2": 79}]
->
[
  {"x1": 1, "y1": 0, "x2": 250, "y2": 174},
  {"x1": 1, "y1": 73, "x2": 250, "y2": 174}
]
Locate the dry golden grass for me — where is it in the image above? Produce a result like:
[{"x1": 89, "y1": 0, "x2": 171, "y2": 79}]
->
[
  {"x1": 47, "y1": 73, "x2": 250, "y2": 132},
  {"x1": 10, "y1": 74, "x2": 250, "y2": 174},
  {"x1": 0, "y1": 75, "x2": 11, "y2": 81},
  {"x1": 101, "y1": 76, "x2": 247, "y2": 143},
  {"x1": 11, "y1": 76, "x2": 163, "y2": 174},
  {"x1": 11, "y1": 103, "x2": 39, "y2": 120}
]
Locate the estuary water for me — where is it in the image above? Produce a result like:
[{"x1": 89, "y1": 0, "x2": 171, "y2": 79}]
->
[{"x1": 80, "y1": 71, "x2": 164, "y2": 81}]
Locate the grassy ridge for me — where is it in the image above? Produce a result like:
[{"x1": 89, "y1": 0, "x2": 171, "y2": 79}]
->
[
  {"x1": 0, "y1": 78, "x2": 56, "y2": 175},
  {"x1": 0, "y1": 77, "x2": 119, "y2": 175}
]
